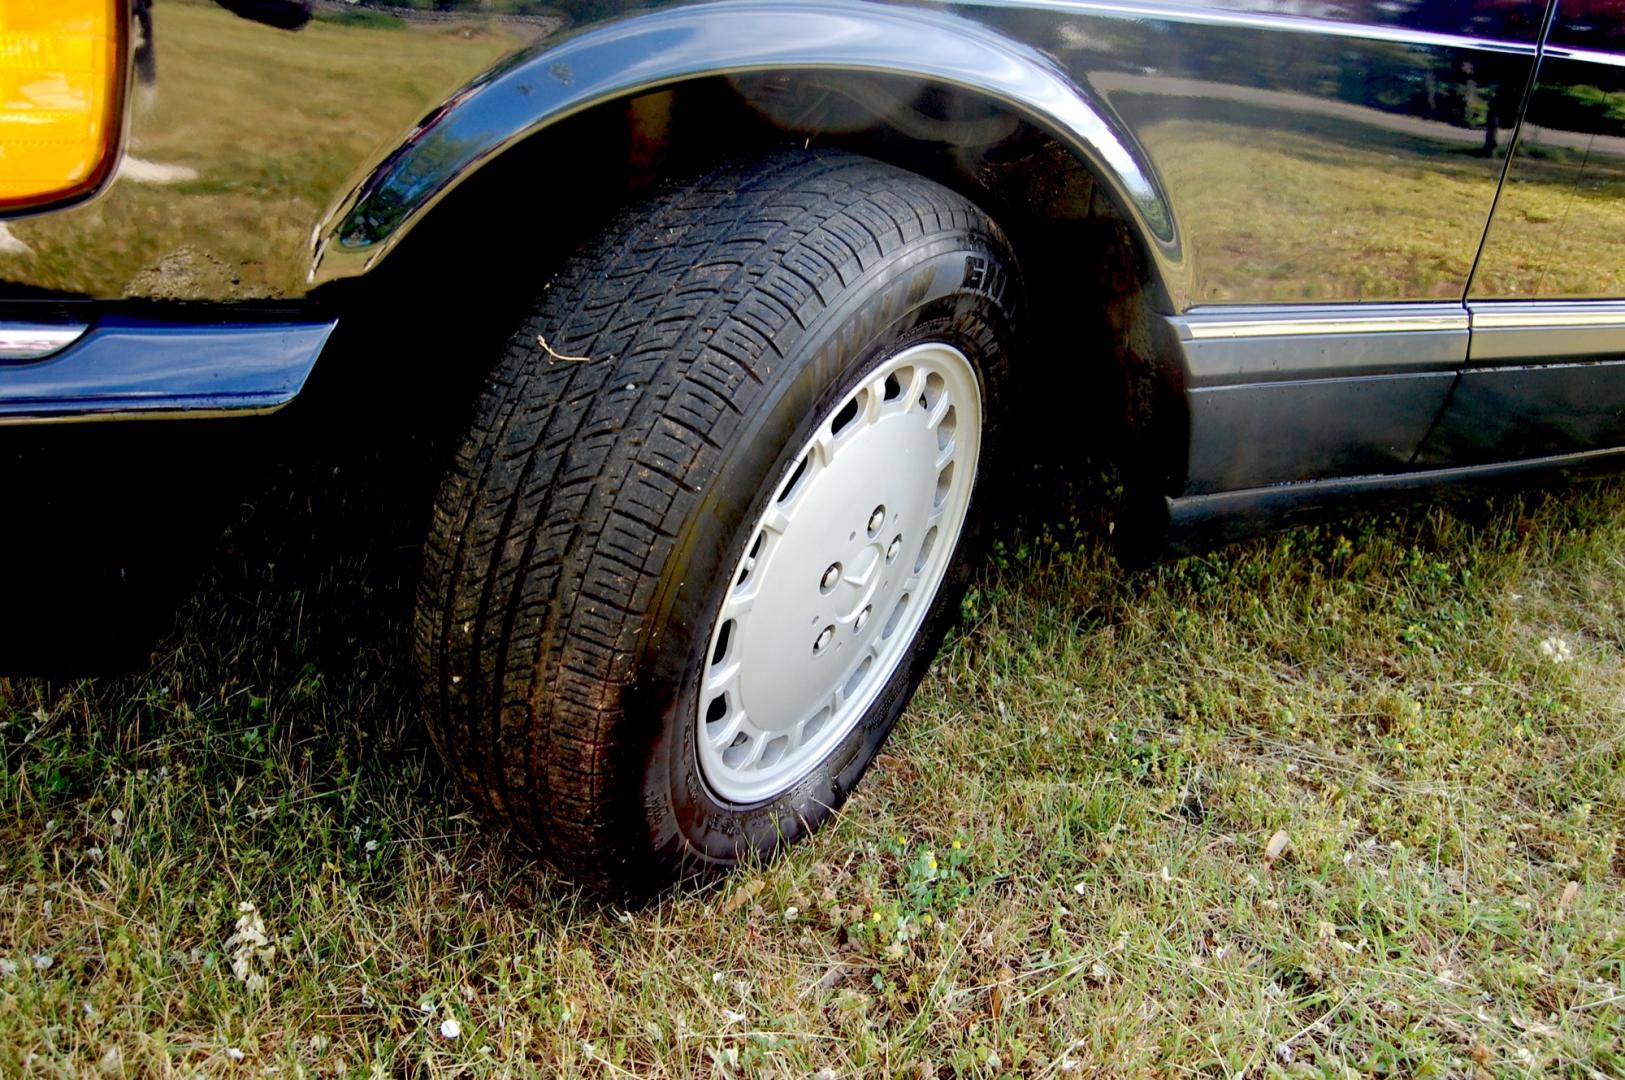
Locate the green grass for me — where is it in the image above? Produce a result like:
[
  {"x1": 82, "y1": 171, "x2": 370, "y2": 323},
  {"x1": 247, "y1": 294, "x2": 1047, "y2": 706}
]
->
[
  {"x1": 0, "y1": 452, "x2": 1621, "y2": 1076},
  {"x1": 0, "y1": 0, "x2": 515, "y2": 298}
]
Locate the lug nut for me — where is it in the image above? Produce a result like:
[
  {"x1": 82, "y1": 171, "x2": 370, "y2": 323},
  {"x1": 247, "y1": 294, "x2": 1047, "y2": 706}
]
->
[
  {"x1": 886, "y1": 535, "x2": 902, "y2": 561},
  {"x1": 821, "y1": 563, "x2": 841, "y2": 591},
  {"x1": 813, "y1": 625, "x2": 834, "y2": 653},
  {"x1": 854, "y1": 605, "x2": 871, "y2": 631},
  {"x1": 868, "y1": 505, "x2": 885, "y2": 534}
]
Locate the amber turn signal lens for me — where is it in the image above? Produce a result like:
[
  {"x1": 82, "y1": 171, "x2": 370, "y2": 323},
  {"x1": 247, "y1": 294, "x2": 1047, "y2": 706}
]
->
[{"x1": 0, "y1": 0, "x2": 123, "y2": 212}]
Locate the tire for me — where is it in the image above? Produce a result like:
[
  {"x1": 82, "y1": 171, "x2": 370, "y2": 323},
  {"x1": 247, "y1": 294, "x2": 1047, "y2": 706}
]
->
[{"x1": 416, "y1": 148, "x2": 1020, "y2": 894}]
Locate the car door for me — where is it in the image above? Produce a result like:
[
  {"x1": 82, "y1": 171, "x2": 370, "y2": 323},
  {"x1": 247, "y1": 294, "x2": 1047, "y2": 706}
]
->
[
  {"x1": 961, "y1": 0, "x2": 1550, "y2": 494},
  {"x1": 1419, "y1": 0, "x2": 1625, "y2": 466}
]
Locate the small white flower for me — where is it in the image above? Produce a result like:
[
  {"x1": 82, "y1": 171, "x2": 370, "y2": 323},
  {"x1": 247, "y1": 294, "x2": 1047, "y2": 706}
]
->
[
  {"x1": 0, "y1": 959, "x2": 16, "y2": 976},
  {"x1": 30, "y1": 954, "x2": 52, "y2": 971},
  {"x1": 722, "y1": 1009, "x2": 746, "y2": 1024},
  {"x1": 1539, "y1": 637, "x2": 1574, "y2": 663},
  {"x1": 225, "y1": 1047, "x2": 245, "y2": 1062},
  {"x1": 364, "y1": 840, "x2": 378, "y2": 854},
  {"x1": 439, "y1": 1018, "x2": 461, "y2": 1040},
  {"x1": 225, "y1": 901, "x2": 274, "y2": 991}
]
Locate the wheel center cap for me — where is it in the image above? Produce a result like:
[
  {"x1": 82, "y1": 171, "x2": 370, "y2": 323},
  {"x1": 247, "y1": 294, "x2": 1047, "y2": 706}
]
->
[
  {"x1": 833, "y1": 542, "x2": 884, "y2": 621},
  {"x1": 733, "y1": 411, "x2": 932, "y2": 733}
]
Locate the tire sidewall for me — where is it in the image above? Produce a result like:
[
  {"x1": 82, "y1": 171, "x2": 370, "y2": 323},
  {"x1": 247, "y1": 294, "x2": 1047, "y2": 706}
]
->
[{"x1": 618, "y1": 231, "x2": 1020, "y2": 882}]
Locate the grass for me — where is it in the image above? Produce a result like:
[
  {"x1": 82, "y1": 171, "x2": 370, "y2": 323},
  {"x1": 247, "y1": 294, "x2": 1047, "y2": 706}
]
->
[
  {"x1": 0, "y1": 443, "x2": 1622, "y2": 1077},
  {"x1": 0, "y1": 0, "x2": 516, "y2": 297}
]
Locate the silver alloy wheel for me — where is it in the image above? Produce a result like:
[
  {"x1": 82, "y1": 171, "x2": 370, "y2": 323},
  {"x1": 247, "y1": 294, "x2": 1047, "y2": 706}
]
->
[{"x1": 696, "y1": 342, "x2": 983, "y2": 804}]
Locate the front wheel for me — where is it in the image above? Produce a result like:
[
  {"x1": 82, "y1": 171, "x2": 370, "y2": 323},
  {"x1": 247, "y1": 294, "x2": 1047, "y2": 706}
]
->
[{"x1": 416, "y1": 149, "x2": 1020, "y2": 894}]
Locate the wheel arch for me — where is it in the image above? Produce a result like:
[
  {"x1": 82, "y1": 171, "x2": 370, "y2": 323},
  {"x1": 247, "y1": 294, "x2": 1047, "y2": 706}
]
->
[{"x1": 308, "y1": 0, "x2": 1184, "y2": 309}]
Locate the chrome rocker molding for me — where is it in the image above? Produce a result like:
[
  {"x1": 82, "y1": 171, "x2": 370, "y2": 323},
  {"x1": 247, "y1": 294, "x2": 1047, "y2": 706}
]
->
[{"x1": 0, "y1": 317, "x2": 336, "y2": 424}]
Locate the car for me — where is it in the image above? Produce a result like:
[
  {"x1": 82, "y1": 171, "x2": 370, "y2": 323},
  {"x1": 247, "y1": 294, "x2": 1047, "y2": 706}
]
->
[{"x1": 1, "y1": 0, "x2": 1621, "y2": 894}]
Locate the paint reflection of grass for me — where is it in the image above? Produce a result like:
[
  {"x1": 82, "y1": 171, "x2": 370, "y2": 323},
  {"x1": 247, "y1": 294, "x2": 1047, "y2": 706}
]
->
[
  {"x1": 1150, "y1": 117, "x2": 1625, "y2": 302},
  {"x1": 0, "y1": 0, "x2": 516, "y2": 298},
  {"x1": 1474, "y1": 143, "x2": 1625, "y2": 299}
]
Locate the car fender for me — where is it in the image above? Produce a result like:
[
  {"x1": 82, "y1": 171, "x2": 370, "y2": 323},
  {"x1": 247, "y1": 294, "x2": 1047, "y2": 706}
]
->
[{"x1": 308, "y1": 0, "x2": 1182, "y2": 299}]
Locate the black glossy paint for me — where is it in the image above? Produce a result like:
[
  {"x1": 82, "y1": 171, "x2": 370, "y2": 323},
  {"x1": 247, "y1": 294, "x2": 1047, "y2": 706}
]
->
[
  {"x1": 1417, "y1": 0, "x2": 1625, "y2": 465},
  {"x1": 0, "y1": 0, "x2": 1620, "y2": 546},
  {"x1": 0, "y1": 0, "x2": 1547, "y2": 308},
  {"x1": 1473, "y1": 0, "x2": 1625, "y2": 299},
  {"x1": 1186, "y1": 370, "x2": 1460, "y2": 492}
]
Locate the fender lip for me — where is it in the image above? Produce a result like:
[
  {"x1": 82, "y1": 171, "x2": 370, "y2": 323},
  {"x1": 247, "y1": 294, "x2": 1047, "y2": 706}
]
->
[
  {"x1": 0, "y1": 315, "x2": 335, "y2": 425},
  {"x1": 307, "y1": 0, "x2": 1182, "y2": 301}
]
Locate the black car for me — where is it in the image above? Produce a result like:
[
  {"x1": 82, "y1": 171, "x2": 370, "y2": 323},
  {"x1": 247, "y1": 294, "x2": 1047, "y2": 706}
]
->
[{"x1": 1, "y1": 0, "x2": 1621, "y2": 892}]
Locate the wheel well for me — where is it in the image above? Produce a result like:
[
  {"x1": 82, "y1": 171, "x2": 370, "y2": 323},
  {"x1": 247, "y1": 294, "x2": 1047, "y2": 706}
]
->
[{"x1": 319, "y1": 73, "x2": 1186, "y2": 497}]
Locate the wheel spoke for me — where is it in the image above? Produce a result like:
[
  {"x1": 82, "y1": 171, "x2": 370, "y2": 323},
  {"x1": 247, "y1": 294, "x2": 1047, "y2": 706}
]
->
[
  {"x1": 723, "y1": 588, "x2": 757, "y2": 618},
  {"x1": 861, "y1": 380, "x2": 883, "y2": 424},
  {"x1": 759, "y1": 506, "x2": 792, "y2": 535},
  {"x1": 704, "y1": 659, "x2": 741, "y2": 697},
  {"x1": 901, "y1": 365, "x2": 929, "y2": 412},
  {"x1": 707, "y1": 710, "x2": 747, "y2": 750}
]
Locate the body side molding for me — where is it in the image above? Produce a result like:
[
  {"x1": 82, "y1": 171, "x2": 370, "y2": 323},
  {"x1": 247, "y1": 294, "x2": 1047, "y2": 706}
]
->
[
  {"x1": 0, "y1": 322, "x2": 89, "y2": 362},
  {"x1": 308, "y1": 0, "x2": 1181, "y2": 302},
  {"x1": 1468, "y1": 300, "x2": 1625, "y2": 362},
  {"x1": 1167, "y1": 303, "x2": 1468, "y2": 495},
  {"x1": 0, "y1": 317, "x2": 336, "y2": 424}
]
